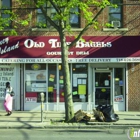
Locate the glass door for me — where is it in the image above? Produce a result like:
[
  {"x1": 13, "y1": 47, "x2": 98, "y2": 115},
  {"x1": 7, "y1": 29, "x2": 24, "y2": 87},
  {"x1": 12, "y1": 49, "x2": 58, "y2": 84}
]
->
[{"x1": 95, "y1": 72, "x2": 112, "y2": 106}]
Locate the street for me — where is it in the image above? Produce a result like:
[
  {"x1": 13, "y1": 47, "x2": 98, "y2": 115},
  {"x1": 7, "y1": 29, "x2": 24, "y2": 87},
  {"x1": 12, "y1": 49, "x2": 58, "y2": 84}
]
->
[{"x1": 0, "y1": 129, "x2": 139, "y2": 140}]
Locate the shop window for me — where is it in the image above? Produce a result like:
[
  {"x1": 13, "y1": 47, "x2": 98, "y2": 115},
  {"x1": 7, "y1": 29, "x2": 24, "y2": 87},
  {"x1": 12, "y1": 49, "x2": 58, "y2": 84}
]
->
[
  {"x1": 36, "y1": 2, "x2": 80, "y2": 28},
  {"x1": 72, "y1": 64, "x2": 88, "y2": 102},
  {"x1": 114, "y1": 68, "x2": 124, "y2": 102},
  {"x1": 58, "y1": 64, "x2": 65, "y2": 102},
  {"x1": 58, "y1": 64, "x2": 71, "y2": 102},
  {"x1": 25, "y1": 64, "x2": 46, "y2": 103},
  {"x1": 0, "y1": 0, "x2": 11, "y2": 29},
  {"x1": 109, "y1": 0, "x2": 123, "y2": 28},
  {"x1": 48, "y1": 64, "x2": 57, "y2": 102}
]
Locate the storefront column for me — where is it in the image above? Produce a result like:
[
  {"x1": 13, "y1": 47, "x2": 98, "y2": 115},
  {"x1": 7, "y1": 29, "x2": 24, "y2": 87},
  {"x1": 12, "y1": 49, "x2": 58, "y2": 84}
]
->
[{"x1": 126, "y1": 64, "x2": 128, "y2": 111}]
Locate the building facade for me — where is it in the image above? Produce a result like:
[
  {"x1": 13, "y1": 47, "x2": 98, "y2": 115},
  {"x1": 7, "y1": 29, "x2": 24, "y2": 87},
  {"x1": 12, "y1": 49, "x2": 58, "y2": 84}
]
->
[{"x1": 0, "y1": 0, "x2": 140, "y2": 111}]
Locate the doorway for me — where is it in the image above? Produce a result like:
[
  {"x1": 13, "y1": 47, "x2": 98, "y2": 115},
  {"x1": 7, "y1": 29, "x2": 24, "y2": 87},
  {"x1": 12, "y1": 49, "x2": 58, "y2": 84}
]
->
[{"x1": 95, "y1": 71, "x2": 112, "y2": 106}]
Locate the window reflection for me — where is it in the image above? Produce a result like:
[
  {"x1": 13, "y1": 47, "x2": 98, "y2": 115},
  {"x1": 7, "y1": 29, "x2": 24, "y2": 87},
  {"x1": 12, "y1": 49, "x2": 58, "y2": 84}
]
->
[
  {"x1": 59, "y1": 64, "x2": 65, "y2": 102},
  {"x1": 114, "y1": 68, "x2": 124, "y2": 102},
  {"x1": 109, "y1": 0, "x2": 122, "y2": 27},
  {"x1": 48, "y1": 64, "x2": 57, "y2": 102},
  {"x1": 72, "y1": 64, "x2": 88, "y2": 102},
  {"x1": 95, "y1": 72, "x2": 111, "y2": 105},
  {"x1": 25, "y1": 64, "x2": 46, "y2": 103}
]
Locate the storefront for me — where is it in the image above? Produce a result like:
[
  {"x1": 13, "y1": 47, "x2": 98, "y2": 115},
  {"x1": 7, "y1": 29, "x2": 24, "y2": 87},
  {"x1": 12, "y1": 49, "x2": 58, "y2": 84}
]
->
[{"x1": 0, "y1": 36, "x2": 139, "y2": 111}]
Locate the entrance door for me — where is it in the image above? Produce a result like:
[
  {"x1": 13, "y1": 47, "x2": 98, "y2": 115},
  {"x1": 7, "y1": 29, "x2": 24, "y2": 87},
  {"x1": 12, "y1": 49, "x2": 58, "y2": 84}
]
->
[{"x1": 95, "y1": 72, "x2": 112, "y2": 106}]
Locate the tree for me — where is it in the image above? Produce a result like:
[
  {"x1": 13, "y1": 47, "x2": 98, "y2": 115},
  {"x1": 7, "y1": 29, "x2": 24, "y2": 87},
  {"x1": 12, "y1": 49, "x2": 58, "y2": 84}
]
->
[{"x1": 0, "y1": 0, "x2": 114, "y2": 122}]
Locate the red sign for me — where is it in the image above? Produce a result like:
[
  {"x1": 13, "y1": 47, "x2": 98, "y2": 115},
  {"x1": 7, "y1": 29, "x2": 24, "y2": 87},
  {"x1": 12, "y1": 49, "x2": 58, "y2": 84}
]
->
[{"x1": 0, "y1": 36, "x2": 140, "y2": 59}]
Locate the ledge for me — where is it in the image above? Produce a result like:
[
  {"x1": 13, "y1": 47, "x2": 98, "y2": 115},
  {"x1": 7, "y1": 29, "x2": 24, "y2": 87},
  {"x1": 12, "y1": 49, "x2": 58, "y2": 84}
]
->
[
  {"x1": 31, "y1": 28, "x2": 83, "y2": 32},
  {"x1": 103, "y1": 28, "x2": 129, "y2": 32},
  {"x1": 0, "y1": 29, "x2": 13, "y2": 32}
]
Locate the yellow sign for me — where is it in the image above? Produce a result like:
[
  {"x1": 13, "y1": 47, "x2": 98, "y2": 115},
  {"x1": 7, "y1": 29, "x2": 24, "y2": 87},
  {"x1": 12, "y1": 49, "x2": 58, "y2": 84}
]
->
[
  {"x1": 61, "y1": 92, "x2": 64, "y2": 96},
  {"x1": 101, "y1": 88, "x2": 106, "y2": 92},
  {"x1": 48, "y1": 87, "x2": 53, "y2": 92},
  {"x1": 49, "y1": 74, "x2": 55, "y2": 82},
  {"x1": 60, "y1": 76, "x2": 63, "y2": 79},
  {"x1": 50, "y1": 74, "x2": 55, "y2": 78},
  {"x1": 49, "y1": 77, "x2": 54, "y2": 82},
  {"x1": 78, "y1": 85, "x2": 86, "y2": 95},
  {"x1": 31, "y1": 64, "x2": 41, "y2": 70}
]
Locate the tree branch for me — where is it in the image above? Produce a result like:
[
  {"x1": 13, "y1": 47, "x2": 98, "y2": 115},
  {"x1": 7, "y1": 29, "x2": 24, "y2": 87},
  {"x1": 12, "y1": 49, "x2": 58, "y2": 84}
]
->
[
  {"x1": 33, "y1": 0, "x2": 59, "y2": 30},
  {"x1": 49, "y1": 0, "x2": 61, "y2": 14},
  {"x1": 68, "y1": 8, "x2": 104, "y2": 49}
]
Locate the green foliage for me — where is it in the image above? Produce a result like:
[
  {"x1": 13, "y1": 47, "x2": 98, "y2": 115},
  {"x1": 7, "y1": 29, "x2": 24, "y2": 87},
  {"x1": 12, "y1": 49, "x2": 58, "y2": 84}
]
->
[
  {"x1": 36, "y1": 22, "x2": 47, "y2": 28},
  {"x1": 105, "y1": 23, "x2": 113, "y2": 28},
  {"x1": 0, "y1": 0, "x2": 115, "y2": 35},
  {"x1": 20, "y1": 20, "x2": 29, "y2": 26},
  {"x1": 3, "y1": 29, "x2": 18, "y2": 36}
]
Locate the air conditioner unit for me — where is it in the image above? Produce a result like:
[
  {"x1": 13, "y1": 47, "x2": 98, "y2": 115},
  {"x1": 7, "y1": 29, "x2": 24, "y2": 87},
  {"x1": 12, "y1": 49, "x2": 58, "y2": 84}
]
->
[{"x1": 111, "y1": 21, "x2": 121, "y2": 28}]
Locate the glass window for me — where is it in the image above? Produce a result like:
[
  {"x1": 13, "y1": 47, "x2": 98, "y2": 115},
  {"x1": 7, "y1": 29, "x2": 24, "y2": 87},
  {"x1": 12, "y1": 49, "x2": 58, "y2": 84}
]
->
[
  {"x1": 25, "y1": 64, "x2": 46, "y2": 103},
  {"x1": 36, "y1": 3, "x2": 47, "y2": 28},
  {"x1": 58, "y1": 64, "x2": 65, "y2": 102},
  {"x1": 70, "y1": 7, "x2": 80, "y2": 28},
  {"x1": 72, "y1": 64, "x2": 88, "y2": 102},
  {"x1": 95, "y1": 72, "x2": 111, "y2": 105},
  {"x1": 109, "y1": 0, "x2": 123, "y2": 27},
  {"x1": 48, "y1": 64, "x2": 57, "y2": 102},
  {"x1": 48, "y1": 64, "x2": 70, "y2": 103},
  {"x1": 36, "y1": 3, "x2": 80, "y2": 28},
  {"x1": 2, "y1": 0, "x2": 10, "y2": 7},
  {"x1": 0, "y1": 0, "x2": 11, "y2": 28},
  {"x1": 114, "y1": 68, "x2": 124, "y2": 102}
]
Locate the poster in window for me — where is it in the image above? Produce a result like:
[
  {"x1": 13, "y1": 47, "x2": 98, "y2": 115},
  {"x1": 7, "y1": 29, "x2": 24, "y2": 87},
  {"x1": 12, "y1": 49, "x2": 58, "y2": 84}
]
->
[
  {"x1": 26, "y1": 70, "x2": 46, "y2": 81},
  {"x1": 49, "y1": 74, "x2": 55, "y2": 82},
  {"x1": 119, "y1": 80, "x2": 123, "y2": 86},
  {"x1": 78, "y1": 84, "x2": 86, "y2": 95}
]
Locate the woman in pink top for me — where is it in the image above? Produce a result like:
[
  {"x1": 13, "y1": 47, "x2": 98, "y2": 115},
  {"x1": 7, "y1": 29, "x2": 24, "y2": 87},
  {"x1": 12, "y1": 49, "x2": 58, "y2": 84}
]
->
[{"x1": 4, "y1": 82, "x2": 13, "y2": 116}]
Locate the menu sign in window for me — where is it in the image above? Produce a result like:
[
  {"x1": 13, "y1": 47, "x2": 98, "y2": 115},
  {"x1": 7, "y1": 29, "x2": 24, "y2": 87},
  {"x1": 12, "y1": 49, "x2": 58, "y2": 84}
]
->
[
  {"x1": 26, "y1": 70, "x2": 46, "y2": 81},
  {"x1": 0, "y1": 64, "x2": 15, "y2": 98},
  {"x1": 25, "y1": 70, "x2": 46, "y2": 102}
]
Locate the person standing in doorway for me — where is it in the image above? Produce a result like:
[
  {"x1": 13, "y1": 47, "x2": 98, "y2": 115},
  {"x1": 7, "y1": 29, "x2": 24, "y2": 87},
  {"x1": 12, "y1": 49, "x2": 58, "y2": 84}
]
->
[{"x1": 4, "y1": 82, "x2": 13, "y2": 116}]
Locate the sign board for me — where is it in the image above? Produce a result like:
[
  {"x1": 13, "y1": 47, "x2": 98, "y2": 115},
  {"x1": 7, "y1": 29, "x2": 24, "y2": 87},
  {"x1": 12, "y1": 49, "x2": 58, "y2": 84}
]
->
[{"x1": 0, "y1": 36, "x2": 139, "y2": 63}]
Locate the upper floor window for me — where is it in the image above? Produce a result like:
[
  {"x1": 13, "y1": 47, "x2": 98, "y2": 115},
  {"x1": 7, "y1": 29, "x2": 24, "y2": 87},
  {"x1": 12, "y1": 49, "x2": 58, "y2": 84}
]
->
[
  {"x1": 0, "y1": 0, "x2": 11, "y2": 28},
  {"x1": 109, "y1": 0, "x2": 123, "y2": 28},
  {"x1": 37, "y1": 3, "x2": 80, "y2": 28},
  {"x1": 69, "y1": 7, "x2": 80, "y2": 28}
]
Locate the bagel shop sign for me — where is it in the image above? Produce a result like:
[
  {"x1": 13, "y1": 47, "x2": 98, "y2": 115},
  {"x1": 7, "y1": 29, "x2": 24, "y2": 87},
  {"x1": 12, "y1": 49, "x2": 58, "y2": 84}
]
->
[{"x1": 0, "y1": 36, "x2": 140, "y2": 63}]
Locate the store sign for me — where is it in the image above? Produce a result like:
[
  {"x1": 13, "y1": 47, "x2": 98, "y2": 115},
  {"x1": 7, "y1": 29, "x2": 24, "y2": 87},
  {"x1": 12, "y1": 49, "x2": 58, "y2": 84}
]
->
[
  {"x1": 114, "y1": 95, "x2": 124, "y2": 102},
  {"x1": 0, "y1": 36, "x2": 140, "y2": 63},
  {"x1": 0, "y1": 57, "x2": 140, "y2": 63},
  {"x1": 25, "y1": 97, "x2": 37, "y2": 102},
  {"x1": 31, "y1": 64, "x2": 41, "y2": 70},
  {"x1": 48, "y1": 38, "x2": 112, "y2": 48}
]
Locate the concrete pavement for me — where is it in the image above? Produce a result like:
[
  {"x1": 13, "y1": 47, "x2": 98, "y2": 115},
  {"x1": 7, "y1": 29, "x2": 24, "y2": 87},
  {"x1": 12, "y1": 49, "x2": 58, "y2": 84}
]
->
[{"x1": 0, "y1": 111, "x2": 140, "y2": 129}]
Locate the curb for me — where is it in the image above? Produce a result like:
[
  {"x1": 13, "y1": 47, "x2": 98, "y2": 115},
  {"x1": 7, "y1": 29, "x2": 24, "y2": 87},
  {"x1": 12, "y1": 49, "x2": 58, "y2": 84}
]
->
[{"x1": 0, "y1": 123, "x2": 140, "y2": 129}]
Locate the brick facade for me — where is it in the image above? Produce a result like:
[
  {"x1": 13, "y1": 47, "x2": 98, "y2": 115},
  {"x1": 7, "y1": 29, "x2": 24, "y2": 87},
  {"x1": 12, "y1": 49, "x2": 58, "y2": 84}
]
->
[
  {"x1": 1, "y1": 0, "x2": 138, "y2": 36},
  {"x1": 128, "y1": 63, "x2": 140, "y2": 111}
]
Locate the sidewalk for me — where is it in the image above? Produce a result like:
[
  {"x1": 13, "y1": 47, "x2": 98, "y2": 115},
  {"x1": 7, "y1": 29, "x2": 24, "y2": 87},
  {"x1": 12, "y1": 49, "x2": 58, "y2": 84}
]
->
[{"x1": 0, "y1": 111, "x2": 140, "y2": 129}]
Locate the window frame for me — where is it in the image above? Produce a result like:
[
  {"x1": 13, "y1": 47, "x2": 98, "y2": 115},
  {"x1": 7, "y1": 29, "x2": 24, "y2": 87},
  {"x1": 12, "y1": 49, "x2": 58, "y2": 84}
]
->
[
  {"x1": 36, "y1": 3, "x2": 80, "y2": 28},
  {"x1": 69, "y1": 7, "x2": 80, "y2": 28},
  {"x1": 0, "y1": 0, "x2": 12, "y2": 29},
  {"x1": 109, "y1": 0, "x2": 123, "y2": 27}
]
